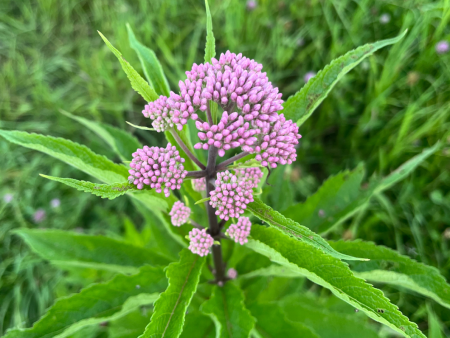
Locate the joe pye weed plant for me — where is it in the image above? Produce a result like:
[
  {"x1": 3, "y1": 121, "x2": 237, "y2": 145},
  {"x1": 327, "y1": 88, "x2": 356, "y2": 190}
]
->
[{"x1": 1, "y1": 1, "x2": 448, "y2": 337}]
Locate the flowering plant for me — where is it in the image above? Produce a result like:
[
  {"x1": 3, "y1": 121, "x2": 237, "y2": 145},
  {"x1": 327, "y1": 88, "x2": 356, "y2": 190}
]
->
[{"x1": 1, "y1": 2, "x2": 446, "y2": 338}]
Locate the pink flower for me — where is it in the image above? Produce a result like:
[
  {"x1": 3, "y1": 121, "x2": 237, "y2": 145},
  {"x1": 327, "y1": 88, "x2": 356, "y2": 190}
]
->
[
  {"x1": 192, "y1": 177, "x2": 206, "y2": 192},
  {"x1": 128, "y1": 143, "x2": 187, "y2": 197},
  {"x1": 227, "y1": 268, "x2": 238, "y2": 279},
  {"x1": 226, "y1": 216, "x2": 252, "y2": 245},
  {"x1": 169, "y1": 201, "x2": 191, "y2": 226},
  {"x1": 235, "y1": 166, "x2": 263, "y2": 188},
  {"x1": 188, "y1": 228, "x2": 214, "y2": 256},
  {"x1": 436, "y1": 41, "x2": 449, "y2": 54},
  {"x1": 33, "y1": 209, "x2": 46, "y2": 223},
  {"x1": 209, "y1": 171, "x2": 254, "y2": 220}
]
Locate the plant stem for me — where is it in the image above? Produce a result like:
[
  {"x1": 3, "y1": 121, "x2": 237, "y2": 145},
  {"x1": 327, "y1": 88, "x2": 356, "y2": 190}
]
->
[
  {"x1": 206, "y1": 104, "x2": 213, "y2": 125},
  {"x1": 215, "y1": 151, "x2": 250, "y2": 171},
  {"x1": 170, "y1": 129, "x2": 206, "y2": 170},
  {"x1": 205, "y1": 146, "x2": 226, "y2": 283},
  {"x1": 186, "y1": 170, "x2": 207, "y2": 178}
]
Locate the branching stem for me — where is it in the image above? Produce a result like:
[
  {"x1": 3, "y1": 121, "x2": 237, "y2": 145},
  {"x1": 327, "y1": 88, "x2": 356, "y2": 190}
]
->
[
  {"x1": 170, "y1": 129, "x2": 206, "y2": 170},
  {"x1": 216, "y1": 151, "x2": 250, "y2": 171}
]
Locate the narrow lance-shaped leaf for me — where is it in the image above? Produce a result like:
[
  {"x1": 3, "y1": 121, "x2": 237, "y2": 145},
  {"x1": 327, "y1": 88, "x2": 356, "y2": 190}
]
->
[
  {"x1": 201, "y1": 282, "x2": 255, "y2": 338},
  {"x1": 330, "y1": 240, "x2": 450, "y2": 310},
  {"x1": 41, "y1": 175, "x2": 136, "y2": 200},
  {"x1": 248, "y1": 303, "x2": 319, "y2": 338},
  {"x1": 98, "y1": 31, "x2": 158, "y2": 102},
  {"x1": 283, "y1": 142, "x2": 440, "y2": 234},
  {"x1": 60, "y1": 110, "x2": 141, "y2": 161},
  {"x1": 3, "y1": 266, "x2": 167, "y2": 338},
  {"x1": 15, "y1": 229, "x2": 170, "y2": 274},
  {"x1": 126, "y1": 23, "x2": 171, "y2": 96},
  {"x1": 247, "y1": 198, "x2": 366, "y2": 261},
  {"x1": 204, "y1": 0, "x2": 219, "y2": 123},
  {"x1": 139, "y1": 249, "x2": 205, "y2": 338},
  {"x1": 247, "y1": 225, "x2": 425, "y2": 338},
  {"x1": 126, "y1": 121, "x2": 155, "y2": 131},
  {"x1": 0, "y1": 130, "x2": 128, "y2": 184},
  {"x1": 283, "y1": 30, "x2": 408, "y2": 126}
]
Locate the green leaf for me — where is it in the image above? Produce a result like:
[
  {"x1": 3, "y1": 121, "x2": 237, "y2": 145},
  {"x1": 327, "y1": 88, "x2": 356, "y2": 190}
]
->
[
  {"x1": 15, "y1": 229, "x2": 170, "y2": 273},
  {"x1": 280, "y1": 294, "x2": 380, "y2": 338},
  {"x1": 247, "y1": 225, "x2": 425, "y2": 338},
  {"x1": 195, "y1": 197, "x2": 210, "y2": 205},
  {"x1": 40, "y1": 175, "x2": 136, "y2": 200},
  {"x1": 204, "y1": 0, "x2": 215, "y2": 63},
  {"x1": 60, "y1": 110, "x2": 141, "y2": 161},
  {"x1": 139, "y1": 249, "x2": 205, "y2": 338},
  {"x1": 201, "y1": 282, "x2": 255, "y2": 338},
  {"x1": 247, "y1": 198, "x2": 366, "y2": 261},
  {"x1": 98, "y1": 31, "x2": 158, "y2": 102},
  {"x1": 126, "y1": 24, "x2": 171, "y2": 97},
  {"x1": 126, "y1": 121, "x2": 155, "y2": 131},
  {"x1": 282, "y1": 164, "x2": 365, "y2": 233},
  {"x1": 284, "y1": 142, "x2": 440, "y2": 234},
  {"x1": 248, "y1": 303, "x2": 319, "y2": 338},
  {"x1": 179, "y1": 312, "x2": 215, "y2": 338},
  {"x1": 283, "y1": 30, "x2": 408, "y2": 126},
  {"x1": 108, "y1": 309, "x2": 152, "y2": 338},
  {"x1": 329, "y1": 240, "x2": 450, "y2": 310},
  {"x1": 3, "y1": 266, "x2": 167, "y2": 338},
  {"x1": 0, "y1": 130, "x2": 128, "y2": 184}
]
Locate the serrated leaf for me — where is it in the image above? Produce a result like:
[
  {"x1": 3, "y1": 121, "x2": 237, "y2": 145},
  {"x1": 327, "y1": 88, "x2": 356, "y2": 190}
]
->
[
  {"x1": 41, "y1": 175, "x2": 136, "y2": 200},
  {"x1": 239, "y1": 264, "x2": 302, "y2": 279},
  {"x1": 3, "y1": 266, "x2": 167, "y2": 338},
  {"x1": 282, "y1": 164, "x2": 365, "y2": 233},
  {"x1": 108, "y1": 309, "x2": 152, "y2": 338},
  {"x1": 283, "y1": 30, "x2": 407, "y2": 126},
  {"x1": 201, "y1": 282, "x2": 255, "y2": 338},
  {"x1": 139, "y1": 249, "x2": 205, "y2": 338},
  {"x1": 179, "y1": 312, "x2": 215, "y2": 338},
  {"x1": 249, "y1": 303, "x2": 319, "y2": 338},
  {"x1": 284, "y1": 142, "x2": 440, "y2": 234},
  {"x1": 98, "y1": 31, "x2": 158, "y2": 102},
  {"x1": 329, "y1": 240, "x2": 450, "y2": 310},
  {"x1": 204, "y1": 0, "x2": 215, "y2": 63},
  {"x1": 0, "y1": 130, "x2": 128, "y2": 184},
  {"x1": 60, "y1": 110, "x2": 141, "y2": 161},
  {"x1": 247, "y1": 198, "x2": 366, "y2": 261},
  {"x1": 15, "y1": 229, "x2": 170, "y2": 273},
  {"x1": 247, "y1": 225, "x2": 425, "y2": 338},
  {"x1": 126, "y1": 24, "x2": 170, "y2": 97},
  {"x1": 280, "y1": 294, "x2": 380, "y2": 338}
]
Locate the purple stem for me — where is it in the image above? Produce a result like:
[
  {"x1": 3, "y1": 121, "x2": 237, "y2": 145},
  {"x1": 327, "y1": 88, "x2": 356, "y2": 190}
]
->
[
  {"x1": 186, "y1": 171, "x2": 207, "y2": 178},
  {"x1": 215, "y1": 151, "x2": 250, "y2": 171},
  {"x1": 170, "y1": 129, "x2": 206, "y2": 170}
]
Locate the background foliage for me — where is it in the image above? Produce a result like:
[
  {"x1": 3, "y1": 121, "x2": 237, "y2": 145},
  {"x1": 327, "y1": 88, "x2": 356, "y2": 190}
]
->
[{"x1": 1, "y1": 0, "x2": 449, "y2": 336}]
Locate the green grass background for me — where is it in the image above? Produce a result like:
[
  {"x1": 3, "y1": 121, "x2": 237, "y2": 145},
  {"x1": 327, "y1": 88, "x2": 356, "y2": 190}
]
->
[{"x1": 1, "y1": 0, "x2": 450, "y2": 336}]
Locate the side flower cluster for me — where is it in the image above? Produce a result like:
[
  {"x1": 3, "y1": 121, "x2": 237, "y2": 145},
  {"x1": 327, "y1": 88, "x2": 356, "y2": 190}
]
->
[
  {"x1": 188, "y1": 228, "x2": 214, "y2": 257},
  {"x1": 141, "y1": 50, "x2": 302, "y2": 168},
  {"x1": 226, "y1": 216, "x2": 252, "y2": 245},
  {"x1": 209, "y1": 171, "x2": 254, "y2": 220},
  {"x1": 192, "y1": 177, "x2": 206, "y2": 192},
  {"x1": 128, "y1": 144, "x2": 187, "y2": 197},
  {"x1": 235, "y1": 166, "x2": 263, "y2": 188},
  {"x1": 169, "y1": 201, "x2": 191, "y2": 226}
]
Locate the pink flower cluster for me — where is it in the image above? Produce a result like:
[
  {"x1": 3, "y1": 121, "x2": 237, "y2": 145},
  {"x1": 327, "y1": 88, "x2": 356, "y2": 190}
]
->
[
  {"x1": 226, "y1": 216, "x2": 252, "y2": 245},
  {"x1": 235, "y1": 166, "x2": 263, "y2": 188},
  {"x1": 209, "y1": 171, "x2": 254, "y2": 220},
  {"x1": 128, "y1": 144, "x2": 187, "y2": 197},
  {"x1": 192, "y1": 177, "x2": 206, "y2": 192},
  {"x1": 188, "y1": 228, "x2": 214, "y2": 256},
  {"x1": 141, "y1": 51, "x2": 301, "y2": 168},
  {"x1": 169, "y1": 201, "x2": 191, "y2": 226}
]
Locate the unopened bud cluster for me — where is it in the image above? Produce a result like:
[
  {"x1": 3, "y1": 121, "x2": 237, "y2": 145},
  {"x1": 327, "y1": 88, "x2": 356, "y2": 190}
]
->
[
  {"x1": 128, "y1": 144, "x2": 187, "y2": 197},
  {"x1": 188, "y1": 228, "x2": 214, "y2": 257},
  {"x1": 226, "y1": 216, "x2": 252, "y2": 245},
  {"x1": 169, "y1": 201, "x2": 191, "y2": 226}
]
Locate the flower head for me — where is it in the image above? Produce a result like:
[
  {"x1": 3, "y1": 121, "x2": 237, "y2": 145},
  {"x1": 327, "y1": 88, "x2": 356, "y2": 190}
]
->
[
  {"x1": 188, "y1": 228, "x2": 214, "y2": 256},
  {"x1": 3, "y1": 193, "x2": 13, "y2": 203},
  {"x1": 227, "y1": 268, "x2": 238, "y2": 279},
  {"x1": 304, "y1": 71, "x2": 316, "y2": 83},
  {"x1": 436, "y1": 41, "x2": 449, "y2": 54},
  {"x1": 128, "y1": 144, "x2": 187, "y2": 197},
  {"x1": 226, "y1": 216, "x2": 252, "y2": 245},
  {"x1": 33, "y1": 209, "x2": 46, "y2": 223},
  {"x1": 50, "y1": 198, "x2": 60, "y2": 208},
  {"x1": 192, "y1": 177, "x2": 206, "y2": 192},
  {"x1": 210, "y1": 171, "x2": 254, "y2": 220},
  {"x1": 169, "y1": 201, "x2": 191, "y2": 226},
  {"x1": 235, "y1": 166, "x2": 263, "y2": 188}
]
